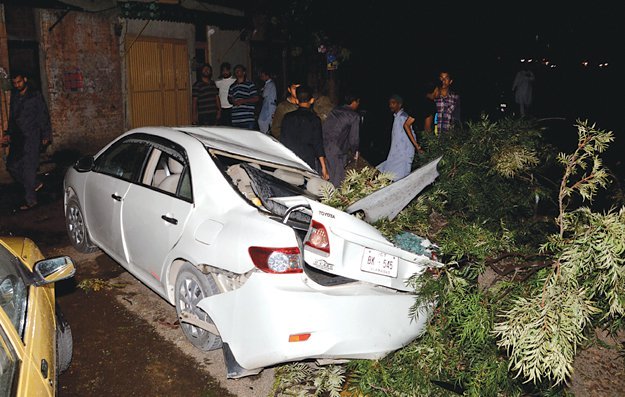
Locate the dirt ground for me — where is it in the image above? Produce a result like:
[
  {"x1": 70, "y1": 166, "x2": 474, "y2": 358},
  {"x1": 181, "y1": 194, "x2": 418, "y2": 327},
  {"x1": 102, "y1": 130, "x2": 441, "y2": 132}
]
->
[{"x1": 1, "y1": 165, "x2": 624, "y2": 396}]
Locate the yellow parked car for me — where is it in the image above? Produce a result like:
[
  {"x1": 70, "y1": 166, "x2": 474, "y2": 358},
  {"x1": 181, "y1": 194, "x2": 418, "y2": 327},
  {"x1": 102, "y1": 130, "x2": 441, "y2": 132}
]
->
[{"x1": 0, "y1": 237, "x2": 75, "y2": 396}]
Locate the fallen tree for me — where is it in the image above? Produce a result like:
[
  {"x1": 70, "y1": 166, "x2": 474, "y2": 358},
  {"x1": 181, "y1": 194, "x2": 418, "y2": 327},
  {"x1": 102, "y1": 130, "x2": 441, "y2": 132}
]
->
[{"x1": 272, "y1": 117, "x2": 624, "y2": 396}]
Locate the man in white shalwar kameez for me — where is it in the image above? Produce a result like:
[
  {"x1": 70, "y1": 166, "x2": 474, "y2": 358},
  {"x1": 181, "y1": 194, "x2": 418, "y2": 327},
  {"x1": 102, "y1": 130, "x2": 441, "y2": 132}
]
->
[{"x1": 377, "y1": 95, "x2": 415, "y2": 181}]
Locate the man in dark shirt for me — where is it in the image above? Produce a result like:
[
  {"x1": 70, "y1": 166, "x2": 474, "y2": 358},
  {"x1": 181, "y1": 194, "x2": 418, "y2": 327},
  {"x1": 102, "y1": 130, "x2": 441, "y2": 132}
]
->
[
  {"x1": 192, "y1": 64, "x2": 220, "y2": 125},
  {"x1": 279, "y1": 85, "x2": 329, "y2": 180},
  {"x1": 403, "y1": 82, "x2": 439, "y2": 152},
  {"x1": 2, "y1": 73, "x2": 52, "y2": 210},
  {"x1": 322, "y1": 92, "x2": 361, "y2": 186}
]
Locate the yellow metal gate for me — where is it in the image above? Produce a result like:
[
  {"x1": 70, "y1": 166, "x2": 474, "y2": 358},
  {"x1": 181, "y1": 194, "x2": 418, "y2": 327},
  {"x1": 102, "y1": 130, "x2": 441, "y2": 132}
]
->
[{"x1": 127, "y1": 37, "x2": 190, "y2": 128}]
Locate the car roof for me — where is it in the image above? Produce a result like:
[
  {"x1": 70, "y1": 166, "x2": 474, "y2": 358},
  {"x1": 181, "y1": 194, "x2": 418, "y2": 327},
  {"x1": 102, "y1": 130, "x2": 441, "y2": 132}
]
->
[{"x1": 168, "y1": 126, "x2": 315, "y2": 173}]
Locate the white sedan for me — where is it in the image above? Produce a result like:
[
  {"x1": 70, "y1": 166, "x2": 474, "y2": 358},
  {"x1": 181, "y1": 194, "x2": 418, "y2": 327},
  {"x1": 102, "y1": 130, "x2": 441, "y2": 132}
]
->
[{"x1": 63, "y1": 126, "x2": 441, "y2": 377}]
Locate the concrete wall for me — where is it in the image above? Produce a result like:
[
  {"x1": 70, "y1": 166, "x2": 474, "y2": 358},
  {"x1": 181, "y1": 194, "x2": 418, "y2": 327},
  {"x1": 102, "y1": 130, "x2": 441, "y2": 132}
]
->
[
  {"x1": 38, "y1": 9, "x2": 124, "y2": 155},
  {"x1": 207, "y1": 27, "x2": 251, "y2": 75}
]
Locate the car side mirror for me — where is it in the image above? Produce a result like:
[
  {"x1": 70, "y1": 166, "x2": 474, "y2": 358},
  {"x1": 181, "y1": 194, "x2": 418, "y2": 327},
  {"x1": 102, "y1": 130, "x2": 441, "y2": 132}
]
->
[
  {"x1": 74, "y1": 156, "x2": 94, "y2": 173},
  {"x1": 33, "y1": 256, "x2": 76, "y2": 286}
]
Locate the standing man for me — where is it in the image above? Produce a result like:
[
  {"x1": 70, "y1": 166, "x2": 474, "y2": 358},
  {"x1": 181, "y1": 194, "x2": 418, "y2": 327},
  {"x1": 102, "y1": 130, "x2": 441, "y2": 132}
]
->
[
  {"x1": 270, "y1": 81, "x2": 299, "y2": 139},
  {"x1": 322, "y1": 92, "x2": 361, "y2": 186},
  {"x1": 435, "y1": 71, "x2": 460, "y2": 134},
  {"x1": 192, "y1": 63, "x2": 220, "y2": 126},
  {"x1": 228, "y1": 64, "x2": 259, "y2": 130},
  {"x1": 257, "y1": 69, "x2": 277, "y2": 134},
  {"x1": 402, "y1": 82, "x2": 439, "y2": 152},
  {"x1": 512, "y1": 66, "x2": 535, "y2": 117},
  {"x1": 279, "y1": 85, "x2": 329, "y2": 180},
  {"x1": 2, "y1": 72, "x2": 51, "y2": 210},
  {"x1": 215, "y1": 62, "x2": 236, "y2": 126},
  {"x1": 377, "y1": 95, "x2": 414, "y2": 181}
]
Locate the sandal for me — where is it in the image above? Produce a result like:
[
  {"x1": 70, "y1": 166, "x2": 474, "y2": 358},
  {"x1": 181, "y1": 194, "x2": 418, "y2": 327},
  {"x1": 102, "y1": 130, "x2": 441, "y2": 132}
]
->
[{"x1": 19, "y1": 202, "x2": 38, "y2": 211}]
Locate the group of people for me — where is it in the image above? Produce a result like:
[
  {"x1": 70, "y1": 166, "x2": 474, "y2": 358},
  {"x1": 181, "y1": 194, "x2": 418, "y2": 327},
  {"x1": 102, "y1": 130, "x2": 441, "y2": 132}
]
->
[
  {"x1": 277, "y1": 84, "x2": 361, "y2": 187},
  {"x1": 192, "y1": 62, "x2": 362, "y2": 187},
  {"x1": 378, "y1": 71, "x2": 460, "y2": 181},
  {"x1": 192, "y1": 61, "x2": 281, "y2": 133},
  {"x1": 192, "y1": 62, "x2": 263, "y2": 130},
  {"x1": 193, "y1": 65, "x2": 463, "y2": 186}
]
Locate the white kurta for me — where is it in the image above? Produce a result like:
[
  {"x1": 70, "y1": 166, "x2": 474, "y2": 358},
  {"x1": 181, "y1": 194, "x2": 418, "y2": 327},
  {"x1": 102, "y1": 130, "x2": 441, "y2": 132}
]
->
[
  {"x1": 377, "y1": 109, "x2": 414, "y2": 181},
  {"x1": 258, "y1": 79, "x2": 277, "y2": 133}
]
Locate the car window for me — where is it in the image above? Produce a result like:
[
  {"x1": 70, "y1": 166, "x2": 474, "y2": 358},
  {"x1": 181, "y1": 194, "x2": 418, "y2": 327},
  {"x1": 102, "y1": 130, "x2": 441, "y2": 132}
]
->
[
  {"x1": 144, "y1": 150, "x2": 193, "y2": 202},
  {"x1": 94, "y1": 140, "x2": 150, "y2": 182},
  {"x1": 0, "y1": 246, "x2": 28, "y2": 338},
  {"x1": 178, "y1": 167, "x2": 192, "y2": 201},
  {"x1": 0, "y1": 328, "x2": 17, "y2": 396}
]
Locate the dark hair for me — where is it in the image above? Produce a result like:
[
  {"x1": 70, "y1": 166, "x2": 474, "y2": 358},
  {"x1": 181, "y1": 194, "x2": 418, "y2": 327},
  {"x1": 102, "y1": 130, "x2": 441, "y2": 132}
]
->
[
  {"x1": 439, "y1": 70, "x2": 453, "y2": 79},
  {"x1": 343, "y1": 92, "x2": 360, "y2": 105},
  {"x1": 233, "y1": 64, "x2": 246, "y2": 73},
  {"x1": 11, "y1": 70, "x2": 27, "y2": 80},
  {"x1": 259, "y1": 68, "x2": 272, "y2": 76},
  {"x1": 296, "y1": 85, "x2": 313, "y2": 103},
  {"x1": 220, "y1": 62, "x2": 231, "y2": 72}
]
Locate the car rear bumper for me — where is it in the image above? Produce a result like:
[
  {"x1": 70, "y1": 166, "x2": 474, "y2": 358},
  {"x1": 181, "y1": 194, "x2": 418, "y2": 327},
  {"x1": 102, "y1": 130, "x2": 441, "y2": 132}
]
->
[{"x1": 197, "y1": 272, "x2": 431, "y2": 371}]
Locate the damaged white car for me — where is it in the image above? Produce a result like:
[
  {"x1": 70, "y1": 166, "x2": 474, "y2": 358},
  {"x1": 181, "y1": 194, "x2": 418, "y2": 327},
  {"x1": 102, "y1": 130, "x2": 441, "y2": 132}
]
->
[{"x1": 63, "y1": 126, "x2": 442, "y2": 377}]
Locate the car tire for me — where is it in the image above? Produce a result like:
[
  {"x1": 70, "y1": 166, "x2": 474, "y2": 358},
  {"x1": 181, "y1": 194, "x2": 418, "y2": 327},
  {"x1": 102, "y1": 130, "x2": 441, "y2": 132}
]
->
[
  {"x1": 65, "y1": 196, "x2": 98, "y2": 253},
  {"x1": 56, "y1": 313, "x2": 73, "y2": 374},
  {"x1": 175, "y1": 263, "x2": 222, "y2": 351}
]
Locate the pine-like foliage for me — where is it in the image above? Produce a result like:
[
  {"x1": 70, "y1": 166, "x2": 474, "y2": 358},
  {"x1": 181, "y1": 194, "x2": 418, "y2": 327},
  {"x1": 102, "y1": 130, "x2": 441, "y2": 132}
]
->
[
  {"x1": 271, "y1": 363, "x2": 345, "y2": 397},
  {"x1": 320, "y1": 166, "x2": 394, "y2": 210},
  {"x1": 494, "y1": 121, "x2": 622, "y2": 385}
]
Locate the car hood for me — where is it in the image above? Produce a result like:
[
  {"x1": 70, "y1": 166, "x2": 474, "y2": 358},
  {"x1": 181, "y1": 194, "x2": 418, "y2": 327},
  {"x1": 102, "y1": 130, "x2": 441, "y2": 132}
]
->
[
  {"x1": 0, "y1": 237, "x2": 44, "y2": 270},
  {"x1": 179, "y1": 127, "x2": 315, "y2": 173}
]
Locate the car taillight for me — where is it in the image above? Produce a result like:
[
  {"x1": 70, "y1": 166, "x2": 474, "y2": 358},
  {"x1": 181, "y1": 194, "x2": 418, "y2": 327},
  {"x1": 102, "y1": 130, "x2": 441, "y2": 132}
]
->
[
  {"x1": 305, "y1": 221, "x2": 330, "y2": 254},
  {"x1": 248, "y1": 246, "x2": 302, "y2": 273}
]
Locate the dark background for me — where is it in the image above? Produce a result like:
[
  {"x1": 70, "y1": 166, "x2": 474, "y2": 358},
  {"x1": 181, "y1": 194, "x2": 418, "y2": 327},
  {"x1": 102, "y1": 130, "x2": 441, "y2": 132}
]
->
[{"x1": 256, "y1": 1, "x2": 623, "y2": 170}]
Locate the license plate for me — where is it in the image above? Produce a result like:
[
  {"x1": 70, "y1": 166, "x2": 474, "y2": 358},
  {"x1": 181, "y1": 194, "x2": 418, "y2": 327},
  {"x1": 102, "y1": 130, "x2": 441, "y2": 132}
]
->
[{"x1": 360, "y1": 248, "x2": 398, "y2": 278}]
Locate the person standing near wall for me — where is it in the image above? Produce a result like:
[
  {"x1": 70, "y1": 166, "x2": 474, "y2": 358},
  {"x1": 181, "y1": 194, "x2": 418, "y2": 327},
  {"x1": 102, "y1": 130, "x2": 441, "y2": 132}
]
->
[
  {"x1": 228, "y1": 64, "x2": 259, "y2": 130},
  {"x1": 215, "y1": 62, "x2": 236, "y2": 126},
  {"x1": 257, "y1": 69, "x2": 277, "y2": 134},
  {"x1": 1, "y1": 72, "x2": 51, "y2": 210},
  {"x1": 192, "y1": 63, "x2": 220, "y2": 126}
]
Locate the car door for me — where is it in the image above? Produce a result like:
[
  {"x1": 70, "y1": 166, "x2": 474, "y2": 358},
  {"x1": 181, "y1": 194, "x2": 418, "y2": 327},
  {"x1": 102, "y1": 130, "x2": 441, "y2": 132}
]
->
[
  {"x1": 121, "y1": 141, "x2": 193, "y2": 294},
  {"x1": 0, "y1": 242, "x2": 51, "y2": 396},
  {"x1": 83, "y1": 138, "x2": 151, "y2": 265}
]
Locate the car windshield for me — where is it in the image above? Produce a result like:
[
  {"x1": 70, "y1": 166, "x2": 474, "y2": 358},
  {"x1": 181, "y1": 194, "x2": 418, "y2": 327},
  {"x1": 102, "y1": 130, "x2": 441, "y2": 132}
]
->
[{"x1": 0, "y1": 245, "x2": 28, "y2": 338}]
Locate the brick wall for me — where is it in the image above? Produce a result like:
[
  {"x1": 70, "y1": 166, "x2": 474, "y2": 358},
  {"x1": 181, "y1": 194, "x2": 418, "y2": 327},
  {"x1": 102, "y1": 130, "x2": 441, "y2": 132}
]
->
[{"x1": 39, "y1": 9, "x2": 124, "y2": 155}]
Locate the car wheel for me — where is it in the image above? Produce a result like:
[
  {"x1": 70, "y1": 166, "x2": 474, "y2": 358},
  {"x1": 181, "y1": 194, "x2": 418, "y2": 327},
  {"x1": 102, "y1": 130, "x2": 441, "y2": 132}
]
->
[
  {"x1": 56, "y1": 312, "x2": 73, "y2": 374},
  {"x1": 175, "y1": 263, "x2": 222, "y2": 351},
  {"x1": 65, "y1": 197, "x2": 98, "y2": 253}
]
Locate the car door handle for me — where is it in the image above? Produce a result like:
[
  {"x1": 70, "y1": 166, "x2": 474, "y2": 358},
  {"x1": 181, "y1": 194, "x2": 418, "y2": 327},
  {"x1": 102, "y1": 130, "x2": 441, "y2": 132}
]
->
[
  {"x1": 111, "y1": 194, "x2": 122, "y2": 202},
  {"x1": 161, "y1": 215, "x2": 178, "y2": 225}
]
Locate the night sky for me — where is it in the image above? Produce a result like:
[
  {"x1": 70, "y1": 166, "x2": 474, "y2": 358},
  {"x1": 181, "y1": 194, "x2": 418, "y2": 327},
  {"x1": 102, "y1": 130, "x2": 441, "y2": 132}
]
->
[{"x1": 291, "y1": 1, "x2": 624, "y2": 164}]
